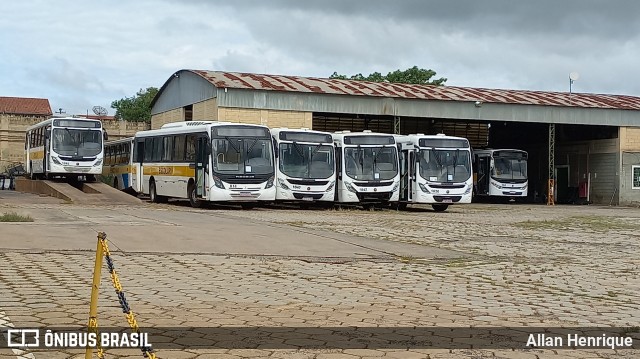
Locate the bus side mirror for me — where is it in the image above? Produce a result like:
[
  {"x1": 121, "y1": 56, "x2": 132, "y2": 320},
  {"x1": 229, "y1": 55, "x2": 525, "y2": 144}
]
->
[{"x1": 103, "y1": 131, "x2": 109, "y2": 141}]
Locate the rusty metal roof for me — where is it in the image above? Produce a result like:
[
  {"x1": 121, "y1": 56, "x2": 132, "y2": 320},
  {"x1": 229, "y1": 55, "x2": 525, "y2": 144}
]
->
[
  {"x1": 0, "y1": 96, "x2": 52, "y2": 115},
  {"x1": 189, "y1": 70, "x2": 640, "y2": 111}
]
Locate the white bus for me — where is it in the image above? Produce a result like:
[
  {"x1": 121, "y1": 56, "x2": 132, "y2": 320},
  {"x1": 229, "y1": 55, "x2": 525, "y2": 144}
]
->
[
  {"x1": 25, "y1": 117, "x2": 106, "y2": 181},
  {"x1": 333, "y1": 131, "x2": 400, "y2": 207},
  {"x1": 473, "y1": 149, "x2": 528, "y2": 200},
  {"x1": 132, "y1": 121, "x2": 275, "y2": 208},
  {"x1": 103, "y1": 137, "x2": 134, "y2": 192},
  {"x1": 396, "y1": 134, "x2": 473, "y2": 212},
  {"x1": 271, "y1": 128, "x2": 336, "y2": 204}
]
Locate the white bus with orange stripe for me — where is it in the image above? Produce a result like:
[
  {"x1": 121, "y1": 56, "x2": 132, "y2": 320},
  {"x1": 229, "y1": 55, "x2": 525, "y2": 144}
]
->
[
  {"x1": 103, "y1": 137, "x2": 135, "y2": 192},
  {"x1": 25, "y1": 117, "x2": 106, "y2": 181},
  {"x1": 132, "y1": 121, "x2": 276, "y2": 208}
]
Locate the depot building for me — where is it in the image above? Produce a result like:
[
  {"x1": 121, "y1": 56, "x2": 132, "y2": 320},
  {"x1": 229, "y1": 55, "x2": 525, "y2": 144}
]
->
[{"x1": 150, "y1": 70, "x2": 640, "y2": 206}]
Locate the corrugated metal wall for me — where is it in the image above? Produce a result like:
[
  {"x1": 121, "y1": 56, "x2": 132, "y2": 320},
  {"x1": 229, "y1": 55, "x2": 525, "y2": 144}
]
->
[{"x1": 589, "y1": 153, "x2": 619, "y2": 204}]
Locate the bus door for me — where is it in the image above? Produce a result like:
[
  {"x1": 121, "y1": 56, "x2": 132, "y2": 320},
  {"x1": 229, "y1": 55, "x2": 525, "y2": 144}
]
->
[
  {"x1": 43, "y1": 127, "x2": 51, "y2": 176},
  {"x1": 475, "y1": 156, "x2": 490, "y2": 195},
  {"x1": 409, "y1": 150, "x2": 416, "y2": 201},
  {"x1": 398, "y1": 147, "x2": 410, "y2": 202},
  {"x1": 132, "y1": 139, "x2": 144, "y2": 193},
  {"x1": 195, "y1": 136, "x2": 209, "y2": 198},
  {"x1": 334, "y1": 145, "x2": 343, "y2": 202}
]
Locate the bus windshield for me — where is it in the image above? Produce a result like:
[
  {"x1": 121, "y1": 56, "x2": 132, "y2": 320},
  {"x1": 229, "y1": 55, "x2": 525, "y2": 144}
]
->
[
  {"x1": 52, "y1": 128, "x2": 103, "y2": 157},
  {"x1": 344, "y1": 146, "x2": 397, "y2": 181},
  {"x1": 213, "y1": 138, "x2": 273, "y2": 175},
  {"x1": 419, "y1": 149, "x2": 471, "y2": 182},
  {"x1": 279, "y1": 143, "x2": 334, "y2": 179},
  {"x1": 492, "y1": 155, "x2": 527, "y2": 181}
]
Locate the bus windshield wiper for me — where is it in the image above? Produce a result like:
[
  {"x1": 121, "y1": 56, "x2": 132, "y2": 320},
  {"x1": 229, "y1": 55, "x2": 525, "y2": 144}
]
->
[
  {"x1": 372, "y1": 146, "x2": 387, "y2": 173},
  {"x1": 292, "y1": 141, "x2": 305, "y2": 158},
  {"x1": 245, "y1": 138, "x2": 258, "y2": 154},
  {"x1": 225, "y1": 136, "x2": 240, "y2": 153}
]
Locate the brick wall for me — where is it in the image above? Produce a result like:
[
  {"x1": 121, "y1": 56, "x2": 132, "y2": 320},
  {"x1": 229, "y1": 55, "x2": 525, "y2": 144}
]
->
[
  {"x1": 151, "y1": 108, "x2": 184, "y2": 129},
  {"x1": 619, "y1": 127, "x2": 640, "y2": 151},
  {"x1": 193, "y1": 98, "x2": 217, "y2": 121},
  {"x1": 218, "y1": 107, "x2": 312, "y2": 128},
  {"x1": 1, "y1": 114, "x2": 48, "y2": 170}
]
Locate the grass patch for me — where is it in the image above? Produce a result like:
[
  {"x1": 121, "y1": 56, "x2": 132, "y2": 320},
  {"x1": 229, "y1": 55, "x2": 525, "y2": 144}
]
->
[
  {"x1": 514, "y1": 215, "x2": 640, "y2": 232},
  {"x1": 0, "y1": 211, "x2": 34, "y2": 222}
]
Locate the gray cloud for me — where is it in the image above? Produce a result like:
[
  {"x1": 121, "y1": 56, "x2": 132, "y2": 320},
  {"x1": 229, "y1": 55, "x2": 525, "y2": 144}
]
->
[{"x1": 1, "y1": 0, "x2": 639, "y2": 116}]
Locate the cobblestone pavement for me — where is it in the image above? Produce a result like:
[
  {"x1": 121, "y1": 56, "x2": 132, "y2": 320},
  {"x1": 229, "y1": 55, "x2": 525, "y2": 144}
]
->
[{"x1": 0, "y1": 196, "x2": 639, "y2": 358}]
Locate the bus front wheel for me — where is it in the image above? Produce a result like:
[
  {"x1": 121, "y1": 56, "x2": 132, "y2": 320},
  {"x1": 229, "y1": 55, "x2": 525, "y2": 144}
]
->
[
  {"x1": 432, "y1": 204, "x2": 449, "y2": 212},
  {"x1": 150, "y1": 180, "x2": 166, "y2": 203},
  {"x1": 188, "y1": 183, "x2": 202, "y2": 208}
]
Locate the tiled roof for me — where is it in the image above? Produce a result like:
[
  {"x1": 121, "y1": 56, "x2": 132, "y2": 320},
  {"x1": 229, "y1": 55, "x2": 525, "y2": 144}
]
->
[
  {"x1": 190, "y1": 70, "x2": 640, "y2": 111},
  {"x1": 0, "y1": 97, "x2": 52, "y2": 115}
]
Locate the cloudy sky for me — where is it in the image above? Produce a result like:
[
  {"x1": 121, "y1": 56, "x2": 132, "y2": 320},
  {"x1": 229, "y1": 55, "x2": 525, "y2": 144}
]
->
[{"x1": 1, "y1": 0, "x2": 638, "y2": 115}]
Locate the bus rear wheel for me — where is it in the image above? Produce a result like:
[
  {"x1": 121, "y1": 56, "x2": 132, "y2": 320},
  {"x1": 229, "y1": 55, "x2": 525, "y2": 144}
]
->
[
  {"x1": 432, "y1": 204, "x2": 449, "y2": 212},
  {"x1": 188, "y1": 183, "x2": 202, "y2": 208}
]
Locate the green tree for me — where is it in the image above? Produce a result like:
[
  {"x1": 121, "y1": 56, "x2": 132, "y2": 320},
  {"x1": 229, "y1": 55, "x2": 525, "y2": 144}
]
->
[
  {"x1": 110, "y1": 87, "x2": 159, "y2": 122},
  {"x1": 329, "y1": 66, "x2": 446, "y2": 85}
]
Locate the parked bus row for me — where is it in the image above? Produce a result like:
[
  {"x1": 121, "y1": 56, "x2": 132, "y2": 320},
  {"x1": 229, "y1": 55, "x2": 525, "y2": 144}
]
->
[{"x1": 18, "y1": 118, "x2": 521, "y2": 211}]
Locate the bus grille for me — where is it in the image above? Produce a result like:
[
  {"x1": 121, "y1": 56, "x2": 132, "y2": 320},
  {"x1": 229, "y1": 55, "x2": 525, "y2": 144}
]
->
[
  {"x1": 356, "y1": 192, "x2": 392, "y2": 202},
  {"x1": 353, "y1": 181, "x2": 393, "y2": 187},
  {"x1": 287, "y1": 179, "x2": 329, "y2": 186},
  {"x1": 433, "y1": 196, "x2": 462, "y2": 203}
]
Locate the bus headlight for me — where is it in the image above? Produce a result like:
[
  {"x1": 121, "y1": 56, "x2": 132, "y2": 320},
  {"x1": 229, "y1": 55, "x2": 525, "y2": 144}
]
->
[
  {"x1": 345, "y1": 182, "x2": 357, "y2": 193},
  {"x1": 278, "y1": 178, "x2": 290, "y2": 190},
  {"x1": 326, "y1": 180, "x2": 335, "y2": 192},
  {"x1": 95, "y1": 158, "x2": 102, "y2": 166},
  {"x1": 212, "y1": 176, "x2": 225, "y2": 189},
  {"x1": 521, "y1": 183, "x2": 528, "y2": 190},
  {"x1": 464, "y1": 186, "x2": 472, "y2": 195},
  {"x1": 51, "y1": 157, "x2": 62, "y2": 165},
  {"x1": 265, "y1": 176, "x2": 274, "y2": 189},
  {"x1": 418, "y1": 183, "x2": 431, "y2": 194},
  {"x1": 392, "y1": 181, "x2": 399, "y2": 192}
]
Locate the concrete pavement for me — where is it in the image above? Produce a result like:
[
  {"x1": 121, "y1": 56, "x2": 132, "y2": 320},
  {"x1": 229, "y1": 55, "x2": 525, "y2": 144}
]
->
[{"x1": 0, "y1": 191, "x2": 639, "y2": 358}]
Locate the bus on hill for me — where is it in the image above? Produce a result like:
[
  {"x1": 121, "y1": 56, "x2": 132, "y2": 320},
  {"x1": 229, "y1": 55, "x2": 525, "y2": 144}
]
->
[
  {"x1": 396, "y1": 133, "x2": 473, "y2": 212},
  {"x1": 132, "y1": 121, "x2": 275, "y2": 208},
  {"x1": 271, "y1": 128, "x2": 336, "y2": 204},
  {"x1": 25, "y1": 117, "x2": 106, "y2": 181},
  {"x1": 332, "y1": 131, "x2": 400, "y2": 208}
]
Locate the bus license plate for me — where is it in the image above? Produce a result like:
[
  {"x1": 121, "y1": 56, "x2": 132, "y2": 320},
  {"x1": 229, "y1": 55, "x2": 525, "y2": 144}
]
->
[
  {"x1": 239, "y1": 192, "x2": 252, "y2": 197},
  {"x1": 302, "y1": 197, "x2": 313, "y2": 202},
  {"x1": 442, "y1": 199, "x2": 453, "y2": 203}
]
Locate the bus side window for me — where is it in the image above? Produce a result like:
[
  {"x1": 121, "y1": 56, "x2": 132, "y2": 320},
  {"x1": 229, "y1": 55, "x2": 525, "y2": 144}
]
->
[
  {"x1": 162, "y1": 136, "x2": 173, "y2": 162},
  {"x1": 125, "y1": 142, "x2": 131, "y2": 163},
  {"x1": 144, "y1": 138, "x2": 153, "y2": 162},
  {"x1": 186, "y1": 135, "x2": 196, "y2": 162},
  {"x1": 134, "y1": 140, "x2": 145, "y2": 164},
  {"x1": 152, "y1": 137, "x2": 163, "y2": 162},
  {"x1": 173, "y1": 135, "x2": 186, "y2": 162}
]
